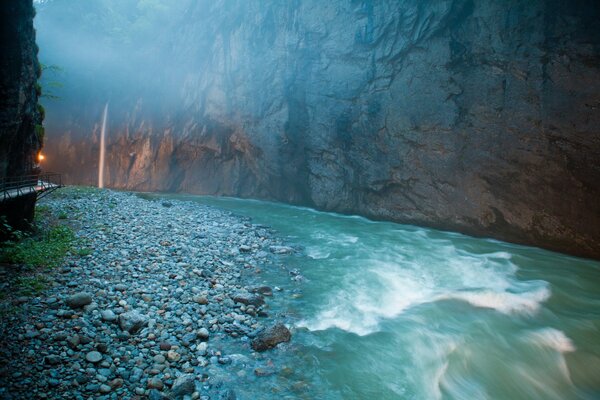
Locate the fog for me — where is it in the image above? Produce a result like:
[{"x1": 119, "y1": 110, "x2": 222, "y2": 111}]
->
[
  {"x1": 32, "y1": 0, "x2": 600, "y2": 260},
  {"x1": 36, "y1": 0, "x2": 195, "y2": 116}
]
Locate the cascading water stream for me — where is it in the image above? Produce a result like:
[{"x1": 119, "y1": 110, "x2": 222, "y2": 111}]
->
[{"x1": 98, "y1": 103, "x2": 108, "y2": 188}]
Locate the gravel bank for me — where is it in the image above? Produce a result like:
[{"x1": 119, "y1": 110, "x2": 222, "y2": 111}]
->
[{"x1": 0, "y1": 188, "x2": 297, "y2": 399}]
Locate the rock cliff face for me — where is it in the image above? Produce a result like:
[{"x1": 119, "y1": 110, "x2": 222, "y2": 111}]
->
[
  {"x1": 0, "y1": 0, "x2": 43, "y2": 229},
  {"x1": 0, "y1": 1, "x2": 42, "y2": 178},
  {"x1": 40, "y1": 0, "x2": 600, "y2": 258}
]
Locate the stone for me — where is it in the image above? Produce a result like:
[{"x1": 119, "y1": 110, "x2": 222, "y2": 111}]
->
[
  {"x1": 167, "y1": 350, "x2": 181, "y2": 362},
  {"x1": 99, "y1": 384, "x2": 111, "y2": 394},
  {"x1": 269, "y1": 246, "x2": 294, "y2": 254},
  {"x1": 254, "y1": 368, "x2": 275, "y2": 377},
  {"x1": 153, "y1": 355, "x2": 166, "y2": 364},
  {"x1": 221, "y1": 389, "x2": 236, "y2": 400},
  {"x1": 170, "y1": 374, "x2": 195, "y2": 398},
  {"x1": 66, "y1": 292, "x2": 92, "y2": 308},
  {"x1": 251, "y1": 286, "x2": 273, "y2": 297},
  {"x1": 96, "y1": 343, "x2": 108, "y2": 353},
  {"x1": 218, "y1": 356, "x2": 231, "y2": 365},
  {"x1": 192, "y1": 296, "x2": 209, "y2": 305},
  {"x1": 148, "y1": 378, "x2": 164, "y2": 390},
  {"x1": 197, "y1": 328, "x2": 209, "y2": 341},
  {"x1": 181, "y1": 333, "x2": 197, "y2": 347},
  {"x1": 44, "y1": 355, "x2": 61, "y2": 365},
  {"x1": 101, "y1": 310, "x2": 117, "y2": 322},
  {"x1": 66, "y1": 335, "x2": 80, "y2": 349},
  {"x1": 109, "y1": 378, "x2": 124, "y2": 389},
  {"x1": 86, "y1": 351, "x2": 103, "y2": 364},
  {"x1": 196, "y1": 342, "x2": 207, "y2": 355},
  {"x1": 232, "y1": 292, "x2": 265, "y2": 307},
  {"x1": 159, "y1": 342, "x2": 172, "y2": 351},
  {"x1": 149, "y1": 389, "x2": 168, "y2": 400},
  {"x1": 48, "y1": 378, "x2": 61, "y2": 387},
  {"x1": 119, "y1": 310, "x2": 149, "y2": 334},
  {"x1": 251, "y1": 323, "x2": 291, "y2": 352}
]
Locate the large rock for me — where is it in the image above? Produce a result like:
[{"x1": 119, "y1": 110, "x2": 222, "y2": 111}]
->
[
  {"x1": 66, "y1": 292, "x2": 92, "y2": 309},
  {"x1": 251, "y1": 323, "x2": 291, "y2": 352},
  {"x1": 38, "y1": 0, "x2": 600, "y2": 259},
  {"x1": 119, "y1": 310, "x2": 149, "y2": 334},
  {"x1": 232, "y1": 291, "x2": 265, "y2": 307},
  {"x1": 169, "y1": 374, "x2": 195, "y2": 399}
]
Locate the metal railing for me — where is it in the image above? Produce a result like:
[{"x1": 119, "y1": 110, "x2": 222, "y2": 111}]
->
[{"x1": 0, "y1": 173, "x2": 63, "y2": 202}]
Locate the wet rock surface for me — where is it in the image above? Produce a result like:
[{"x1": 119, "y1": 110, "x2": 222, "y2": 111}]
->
[
  {"x1": 251, "y1": 324, "x2": 292, "y2": 352},
  {"x1": 0, "y1": 189, "x2": 299, "y2": 399}
]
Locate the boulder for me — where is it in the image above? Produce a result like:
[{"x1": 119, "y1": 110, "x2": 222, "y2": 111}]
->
[
  {"x1": 250, "y1": 286, "x2": 273, "y2": 296},
  {"x1": 170, "y1": 374, "x2": 195, "y2": 399},
  {"x1": 66, "y1": 292, "x2": 92, "y2": 308},
  {"x1": 251, "y1": 323, "x2": 291, "y2": 352},
  {"x1": 232, "y1": 291, "x2": 265, "y2": 307},
  {"x1": 119, "y1": 310, "x2": 148, "y2": 334}
]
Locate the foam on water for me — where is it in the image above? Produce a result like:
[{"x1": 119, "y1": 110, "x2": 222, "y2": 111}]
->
[
  {"x1": 306, "y1": 247, "x2": 331, "y2": 260},
  {"x1": 436, "y1": 286, "x2": 551, "y2": 315},
  {"x1": 162, "y1": 194, "x2": 600, "y2": 400},
  {"x1": 526, "y1": 328, "x2": 576, "y2": 353},
  {"x1": 299, "y1": 239, "x2": 551, "y2": 335}
]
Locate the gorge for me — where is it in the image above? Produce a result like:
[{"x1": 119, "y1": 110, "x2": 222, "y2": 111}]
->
[
  {"x1": 36, "y1": 0, "x2": 600, "y2": 260},
  {"x1": 1, "y1": 1, "x2": 600, "y2": 399}
]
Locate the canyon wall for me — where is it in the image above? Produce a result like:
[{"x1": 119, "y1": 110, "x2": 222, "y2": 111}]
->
[
  {"x1": 0, "y1": 0, "x2": 43, "y2": 229},
  {"x1": 0, "y1": 1, "x2": 43, "y2": 178},
  {"x1": 39, "y1": 0, "x2": 600, "y2": 258}
]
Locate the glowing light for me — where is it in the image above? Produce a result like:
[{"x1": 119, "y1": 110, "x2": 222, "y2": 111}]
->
[{"x1": 38, "y1": 153, "x2": 45, "y2": 161}]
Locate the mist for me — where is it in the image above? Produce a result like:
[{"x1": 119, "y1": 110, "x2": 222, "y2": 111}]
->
[
  {"x1": 36, "y1": 0, "x2": 193, "y2": 113},
  {"x1": 2, "y1": 1, "x2": 600, "y2": 398},
  {"x1": 33, "y1": 0, "x2": 600, "y2": 258}
]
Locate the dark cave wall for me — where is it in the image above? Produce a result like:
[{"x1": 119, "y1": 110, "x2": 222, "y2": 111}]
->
[
  {"x1": 0, "y1": 0, "x2": 43, "y2": 228},
  {"x1": 41, "y1": 0, "x2": 600, "y2": 258}
]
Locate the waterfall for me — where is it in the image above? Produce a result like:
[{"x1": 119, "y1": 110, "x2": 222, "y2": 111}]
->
[{"x1": 98, "y1": 103, "x2": 108, "y2": 188}]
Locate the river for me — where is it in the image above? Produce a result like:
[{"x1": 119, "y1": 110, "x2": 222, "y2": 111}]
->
[{"x1": 152, "y1": 194, "x2": 600, "y2": 400}]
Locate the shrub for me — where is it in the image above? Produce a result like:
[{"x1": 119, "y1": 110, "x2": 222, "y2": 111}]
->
[{"x1": 0, "y1": 225, "x2": 74, "y2": 268}]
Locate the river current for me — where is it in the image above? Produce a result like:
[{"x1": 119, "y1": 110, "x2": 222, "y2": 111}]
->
[{"x1": 156, "y1": 194, "x2": 600, "y2": 399}]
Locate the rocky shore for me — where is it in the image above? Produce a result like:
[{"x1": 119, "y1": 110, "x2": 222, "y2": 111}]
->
[{"x1": 0, "y1": 188, "x2": 298, "y2": 399}]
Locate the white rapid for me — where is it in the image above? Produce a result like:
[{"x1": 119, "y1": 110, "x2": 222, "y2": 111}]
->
[
  {"x1": 157, "y1": 194, "x2": 600, "y2": 400},
  {"x1": 98, "y1": 103, "x2": 108, "y2": 188}
]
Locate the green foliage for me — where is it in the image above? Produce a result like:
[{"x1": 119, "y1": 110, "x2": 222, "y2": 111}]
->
[
  {"x1": 37, "y1": 104, "x2": 46, "y2": 121},
  {"x1": 39, "y1": 63, "x2": 64, "y2": 100},
  {"x1": 15, "y1": 275, "x2": 49, "y2": 296},
  {"x1": 76, "y1": 247, "x2": 93, "y2": 257},
  {"x1": 35, "y1": 82, "x2": 42, "y2": 96},
  {"x1": 0, "y1": 225, "x2": 74, "y2": 268},
  {"x1": 35, "y1": 124, "x2": 45, "y2": 143},
  {"x1": 34, "y1": 205, "x2": 50, "y2": 224},
  {"x1": 0, "y1": 216, "x2": 26, "y2": 241}
]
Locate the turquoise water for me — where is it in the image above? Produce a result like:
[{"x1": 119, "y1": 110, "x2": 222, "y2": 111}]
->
[{"x1": 161, "y1": 194, "x2": 600, "y2": 399}]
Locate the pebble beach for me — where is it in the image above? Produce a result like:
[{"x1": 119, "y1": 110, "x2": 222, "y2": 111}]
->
[{"x1": 0, "y1": 188, "x2": 297, "y2": 399}]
